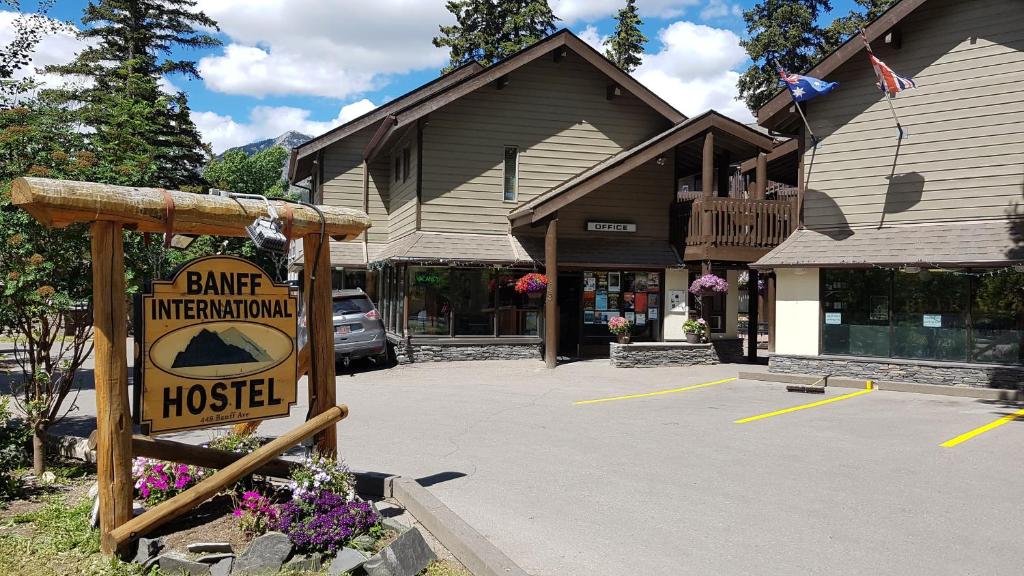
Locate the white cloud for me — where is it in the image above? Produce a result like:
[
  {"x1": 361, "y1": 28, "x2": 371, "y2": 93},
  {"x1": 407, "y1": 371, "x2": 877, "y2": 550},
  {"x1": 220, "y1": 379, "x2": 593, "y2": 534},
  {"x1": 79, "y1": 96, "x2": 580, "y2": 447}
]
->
[
  {"x1": 551, "y1": 0, "x2": 700, "y2": 24},
  {"x1": 195, "y1": 99, "x2": 378, "y2": 153},
  {"x1": 700, "y1": 0, "x2": 743, "y2": 21},
  {"x1": 0, "y1": 10, "x2": 91, "y2": 88},
  {"x1": 635, "y1": 21, "x2": 753, "y2": 122},
  {"x1": 577, "y1": 25, "x2": 608, "y2": 52},
  {"x1": 196, "y1": 0, "x2": 452, "y2": 99}
]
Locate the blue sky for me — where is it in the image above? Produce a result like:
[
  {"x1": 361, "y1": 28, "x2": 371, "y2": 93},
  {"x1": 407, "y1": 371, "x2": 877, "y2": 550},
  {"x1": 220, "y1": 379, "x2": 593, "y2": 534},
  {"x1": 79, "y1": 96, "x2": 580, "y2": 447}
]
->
[{"x1": 4, "y1": 0, "x2": 864, "y2": 152}]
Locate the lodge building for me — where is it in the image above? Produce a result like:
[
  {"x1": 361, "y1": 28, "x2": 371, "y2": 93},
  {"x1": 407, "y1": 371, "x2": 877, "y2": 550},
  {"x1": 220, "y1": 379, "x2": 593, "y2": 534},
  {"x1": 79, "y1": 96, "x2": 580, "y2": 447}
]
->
[{"x1": 288, "y1": 30, "x2": 794, "y2": 364}]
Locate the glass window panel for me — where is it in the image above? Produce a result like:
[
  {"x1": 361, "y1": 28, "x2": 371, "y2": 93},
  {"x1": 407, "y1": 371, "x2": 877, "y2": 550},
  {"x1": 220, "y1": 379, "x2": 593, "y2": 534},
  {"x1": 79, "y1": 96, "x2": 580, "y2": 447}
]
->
[
  {"x1": 496, "y1": 270, "x2": 540, "y2": 336},
  {"x1": 821, "y1": 269, "x2": 891, "y2": 357},
  {"x1": 892, "y1": 270, "x2": 968, "y2": 362},
  {"x1": 451, "y1": 269, "x2": 495, "y2": 336},
  {"x1": 972, "y1": 271, "x2": 1024, "y2": 364},
  {"x1": 503, "y1": 146, "x2": 518, "y2": 202},
  {"x1": 408, "y1": 267, "x2": 450, "y2": 335}
]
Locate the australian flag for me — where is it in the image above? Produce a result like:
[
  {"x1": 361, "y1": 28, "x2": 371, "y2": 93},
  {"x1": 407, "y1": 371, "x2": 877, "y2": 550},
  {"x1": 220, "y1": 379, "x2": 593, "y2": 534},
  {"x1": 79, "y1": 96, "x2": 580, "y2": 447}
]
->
[{"x1": 777, "y1": 64, "x2": 839, "y2": 102}]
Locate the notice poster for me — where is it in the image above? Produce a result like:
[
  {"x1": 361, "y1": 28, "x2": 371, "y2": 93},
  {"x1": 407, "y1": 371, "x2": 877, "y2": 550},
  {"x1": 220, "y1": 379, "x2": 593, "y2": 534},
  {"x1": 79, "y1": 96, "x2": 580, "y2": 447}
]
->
[
  {"x1": 825, "y1": 312, "x2": 841, "y2": 325},
  {"x1": 623, "y1": 292, "x2": 635, "y2": 310},
  {"x1": 584, "y1": 310, "x2": 595, "y2": 324},
  {"x1": 622, "y1": 273, "x2": 635, "y2": 293},
  {"x1": 607, "y1": 293, "x2": 620, "y2": 310},
  {"x1": 596, "y1": 291, "x2": 608, "y2": 310},
  {"x1": 605, "y1": 310, "x2": 621, "y2": 320},
  {"x1": 648, "y1": 307, "x2": 658, "y2": 320},
  {"x1": 583, "y1": 291, "x2": 596, "y2": 308},
  {"x1": 608, "y1": 272, "x2": 621, "y2": 292},
  {"x1": 625, "y1": 312, "x2": 635, "y2": 323},
  {"x1": 635, "y1": 292, "x2": 648, "y2": 313},
  {"x1": 633, "y1": 273, "x2": 649, "y2": 292},
  {"x1": 923, "y1": 314, "x2": 942, "y2": 328},
  {"x1": 647, "y1": 274, "x2": 660, "y2": 292},
  {"x1": 596, "y1": 272, "x2": 608, "y2": 290},
  {"x1": 584, "y1": 274, "x2": 596, "y2": 291},
  {"x1": 636, "y1": 313, "x2": 647, "y2": 326},
  {"x1": 648, "y1": 294, "x2": 660, "y2": 308}
]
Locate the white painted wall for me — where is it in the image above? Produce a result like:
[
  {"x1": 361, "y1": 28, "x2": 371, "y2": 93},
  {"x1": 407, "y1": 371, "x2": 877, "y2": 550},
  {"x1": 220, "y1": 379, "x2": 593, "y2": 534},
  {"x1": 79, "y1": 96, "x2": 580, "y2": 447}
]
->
[
  {"x1": 774, "y1": 268, "x2": 820, "y2": 356},
  {"x1": 663, "y1": 268, "x2": 689, "y2": 341},
  {"x1": 722, "y1": 270, "x2": 739, "y2": 339}
]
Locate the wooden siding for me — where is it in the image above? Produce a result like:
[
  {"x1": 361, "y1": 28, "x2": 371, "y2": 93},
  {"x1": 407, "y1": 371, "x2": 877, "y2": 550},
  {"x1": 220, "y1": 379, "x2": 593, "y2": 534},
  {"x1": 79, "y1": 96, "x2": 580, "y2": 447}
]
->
[
  {"x1": 321, "y1": 125, "x2": 390, "y2": 243},
  {"x1": 388, "y1": 128, "x2": 418, "y2": 240},
  {"x1": 553, "y1": 158, "x2": 674, "y2": 240},
  {"x1": 420, "y1": 50, "x2": 672, "y2": 235},
  {"x1": 803, "y1": 0, "x2": 1024, "y2": 230}
]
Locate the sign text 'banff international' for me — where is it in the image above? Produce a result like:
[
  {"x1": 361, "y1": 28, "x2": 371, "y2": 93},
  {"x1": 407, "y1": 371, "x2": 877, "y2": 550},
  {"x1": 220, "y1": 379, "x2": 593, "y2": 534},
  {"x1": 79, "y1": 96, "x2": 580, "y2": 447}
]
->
[{"x1": 140, "y1": 256, "x2": 297, "y2": 434}]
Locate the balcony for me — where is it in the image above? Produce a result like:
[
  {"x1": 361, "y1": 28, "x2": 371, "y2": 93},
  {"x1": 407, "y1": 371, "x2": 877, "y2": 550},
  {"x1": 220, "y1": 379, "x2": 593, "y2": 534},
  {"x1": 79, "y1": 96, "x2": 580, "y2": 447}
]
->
[{"x1": 672, "y1": 197, "x2": 797, "y2": 262}]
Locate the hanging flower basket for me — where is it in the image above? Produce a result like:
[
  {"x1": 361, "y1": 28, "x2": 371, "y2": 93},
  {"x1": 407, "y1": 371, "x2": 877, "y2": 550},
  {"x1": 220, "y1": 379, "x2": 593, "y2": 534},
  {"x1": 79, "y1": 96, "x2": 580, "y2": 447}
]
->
[
  {"x1": 515, "y1": 273, "x2": 549, "y2": 297},
  {"x1": 689, "y1": 273, "x2": 729, "y2": 297}
]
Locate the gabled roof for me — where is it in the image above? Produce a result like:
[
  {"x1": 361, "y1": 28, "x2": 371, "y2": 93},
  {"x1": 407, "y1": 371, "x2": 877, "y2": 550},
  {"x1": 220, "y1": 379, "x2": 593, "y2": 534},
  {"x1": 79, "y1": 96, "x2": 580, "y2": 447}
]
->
[
  {"x1": 757, "y1": 0, "x2": 929, "y2": 131},
  {"x1": 509, "y1": 110, "x2": 776, "y2": 226},
  {"x1": 288, "y1": 29, "x2": 686, "y2": 182}
]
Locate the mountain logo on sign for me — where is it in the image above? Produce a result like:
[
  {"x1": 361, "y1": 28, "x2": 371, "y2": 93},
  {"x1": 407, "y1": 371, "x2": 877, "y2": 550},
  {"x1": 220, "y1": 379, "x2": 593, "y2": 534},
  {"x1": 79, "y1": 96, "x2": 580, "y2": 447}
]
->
[{"x1": 172, "y1": 328, "x2": 273, "y2": 368}]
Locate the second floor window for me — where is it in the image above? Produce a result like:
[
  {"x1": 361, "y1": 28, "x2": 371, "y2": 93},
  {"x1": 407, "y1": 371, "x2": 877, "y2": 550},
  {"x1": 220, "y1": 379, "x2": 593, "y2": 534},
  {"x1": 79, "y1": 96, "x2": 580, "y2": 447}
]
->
[
  {"x1": 503, "y1": 146, "x2": 518, "y2": 202},
  {"x1": 394, "y1": 155, "x2": 401, "y2": 183},
  {"x1": 402, "y1": 146, "x2": 411, "y2": 182}
]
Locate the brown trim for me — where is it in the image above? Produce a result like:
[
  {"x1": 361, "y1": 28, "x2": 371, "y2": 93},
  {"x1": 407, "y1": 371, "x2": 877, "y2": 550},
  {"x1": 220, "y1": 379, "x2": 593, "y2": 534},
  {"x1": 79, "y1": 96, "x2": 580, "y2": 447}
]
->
[
  {"x1": 363, "y1": 115, "x2": 398, "y2": 162},
  {"x1": 739, "y1": 138, "x2": 797, "y2": 173},
  {"x1": 415, "y1": 120, "x2": 424, "y2": 231},
  {"x1": 756, "y1": 0, "x2": 929, "y2": 130}
]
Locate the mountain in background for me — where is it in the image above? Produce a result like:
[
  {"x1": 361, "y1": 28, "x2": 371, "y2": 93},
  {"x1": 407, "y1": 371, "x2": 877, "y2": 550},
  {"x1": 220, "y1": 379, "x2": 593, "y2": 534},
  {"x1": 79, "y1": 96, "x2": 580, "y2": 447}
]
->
[{"x1": 221, "y1": 130, "x2": 311, "y2": 157}]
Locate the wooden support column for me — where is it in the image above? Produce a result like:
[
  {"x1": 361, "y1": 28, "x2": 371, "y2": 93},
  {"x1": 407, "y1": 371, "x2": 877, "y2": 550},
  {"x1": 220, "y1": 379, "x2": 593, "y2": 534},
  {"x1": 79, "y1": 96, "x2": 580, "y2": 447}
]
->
[
  {"x1": 767, "y1": 273, "x2": 777, "y2": 354},
  {"x1": 754, "y1": 152, "x2": 767, "y2": 200},
  {"x1": 701, "y1": 132, "x2": 714, "y2": 198},
  {"x1": 747, "y1": 269, "x2": 759, "y2": 362},
  {"x1": 544, "y1": 218, "x2": 558, "y2": 369},
  {"x1": 716, "y1": 151, "x2": 731, "y2": 198},
  {"x1": 92, "y1": 221, "x2": 132, "y2": 555},
  {"x1": 303, "y1": 233, "x2": 338, "y2": 456}
]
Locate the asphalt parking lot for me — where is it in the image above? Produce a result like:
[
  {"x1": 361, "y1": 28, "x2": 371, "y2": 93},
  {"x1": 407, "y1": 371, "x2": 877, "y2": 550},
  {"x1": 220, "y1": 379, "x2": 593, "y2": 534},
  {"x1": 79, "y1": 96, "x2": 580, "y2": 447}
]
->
[{"x1": 49, "y1": 357, "x2": 1024, "y2": 575}]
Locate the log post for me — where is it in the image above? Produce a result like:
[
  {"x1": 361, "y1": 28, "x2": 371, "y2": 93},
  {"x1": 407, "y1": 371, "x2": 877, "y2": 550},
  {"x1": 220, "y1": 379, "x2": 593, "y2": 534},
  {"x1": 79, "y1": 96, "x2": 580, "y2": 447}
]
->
[
  {"x1": 108, "y1": 405, "x2": 348, "y2": 549},
  {"x1": 701, "y1": 132, "x2": 715, "y2": 246},
  {"x1": 92, "y1": 221, "x2": 132, "y2": 555},
  {"x1": 754, "y1": 152, "x2": 767, "y2": 200},
  {"x1": 544, "y1": 218, "x2": 558, "y2": 369},
  {"x1": 747, "y1": 268, "x2": 759, "y2": 362},
  {"x1": 304, "y1": 233, "x2": 338, "y2": 456}
]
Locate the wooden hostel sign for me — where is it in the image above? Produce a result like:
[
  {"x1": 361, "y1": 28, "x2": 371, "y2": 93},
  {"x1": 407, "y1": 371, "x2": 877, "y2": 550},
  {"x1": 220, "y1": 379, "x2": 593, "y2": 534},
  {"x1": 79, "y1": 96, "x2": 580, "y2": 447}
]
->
[{"x1": 140, "y1": 256, "x2": 298, "y2": 434}]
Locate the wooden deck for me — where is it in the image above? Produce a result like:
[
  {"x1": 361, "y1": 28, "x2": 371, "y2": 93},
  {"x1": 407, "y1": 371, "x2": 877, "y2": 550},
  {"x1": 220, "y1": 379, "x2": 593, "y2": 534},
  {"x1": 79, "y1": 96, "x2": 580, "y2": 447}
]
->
[{"x1": 672, "y1": 197, "x2": 798, "y2": 263}]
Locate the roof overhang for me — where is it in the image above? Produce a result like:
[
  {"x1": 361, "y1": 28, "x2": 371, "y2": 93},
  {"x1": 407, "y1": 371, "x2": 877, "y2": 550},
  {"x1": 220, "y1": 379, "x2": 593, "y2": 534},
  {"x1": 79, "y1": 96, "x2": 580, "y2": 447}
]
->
[
  {"x1": 756, "y1": 0, "x2": 929, "y2": 132},
  {"x1": 509, "y1": 111, "x2": 776, "y2": 227}
]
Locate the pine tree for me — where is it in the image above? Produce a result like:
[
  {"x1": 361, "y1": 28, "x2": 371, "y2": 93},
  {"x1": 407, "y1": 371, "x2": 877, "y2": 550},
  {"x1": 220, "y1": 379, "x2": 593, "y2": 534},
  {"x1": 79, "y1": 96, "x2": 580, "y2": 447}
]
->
[
  {"x1": 434, "y1": 0, "x2": 558, "y2": 73},
  {"x1": 604, "y1": 0, "x2": 646, "y2": 73},
  {"x1": 821, "y1": 0, "x2": 898, "y2": 49},
  {"x1": 43, "y1": 0, "x2": 219, "y2": 188}
]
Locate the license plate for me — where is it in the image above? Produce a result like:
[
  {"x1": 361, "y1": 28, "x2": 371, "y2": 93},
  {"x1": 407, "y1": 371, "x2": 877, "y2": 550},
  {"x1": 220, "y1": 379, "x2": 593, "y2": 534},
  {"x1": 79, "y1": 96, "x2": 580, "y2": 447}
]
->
[{"x1": 336, "y1": 325, "x2": 351, "y2": 335}]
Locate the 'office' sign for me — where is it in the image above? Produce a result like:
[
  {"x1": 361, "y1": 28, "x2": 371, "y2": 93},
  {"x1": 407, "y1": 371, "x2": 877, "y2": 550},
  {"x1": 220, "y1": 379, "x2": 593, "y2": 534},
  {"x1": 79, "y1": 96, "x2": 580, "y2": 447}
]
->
[
  {"x1": 587, "y1": 221, "x2": 637, "y2": 233},
  {"x1": 139, "y1": 256, "x2": 298, "y2": 434}
]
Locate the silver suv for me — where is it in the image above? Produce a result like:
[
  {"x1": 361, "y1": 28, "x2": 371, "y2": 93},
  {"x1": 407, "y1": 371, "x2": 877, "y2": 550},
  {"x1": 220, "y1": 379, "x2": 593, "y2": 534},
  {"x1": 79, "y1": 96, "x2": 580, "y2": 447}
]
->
[{"x1": 332, "y1": 289, "x2": 389, "y2": 366}]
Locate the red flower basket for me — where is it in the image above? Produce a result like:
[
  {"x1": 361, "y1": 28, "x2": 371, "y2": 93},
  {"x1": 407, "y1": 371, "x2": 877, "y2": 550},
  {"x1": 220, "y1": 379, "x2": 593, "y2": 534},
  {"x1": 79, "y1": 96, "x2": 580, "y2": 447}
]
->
[{"x1": 515, "y1": 273, "x2": 549, "y2": 296}]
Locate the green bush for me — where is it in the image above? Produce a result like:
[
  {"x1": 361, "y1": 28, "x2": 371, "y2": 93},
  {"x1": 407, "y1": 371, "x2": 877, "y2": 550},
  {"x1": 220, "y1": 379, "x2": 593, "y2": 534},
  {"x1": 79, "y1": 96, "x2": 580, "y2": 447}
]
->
[{"x1": 0, "y1": 396, "x2": 30, "y2": 500}]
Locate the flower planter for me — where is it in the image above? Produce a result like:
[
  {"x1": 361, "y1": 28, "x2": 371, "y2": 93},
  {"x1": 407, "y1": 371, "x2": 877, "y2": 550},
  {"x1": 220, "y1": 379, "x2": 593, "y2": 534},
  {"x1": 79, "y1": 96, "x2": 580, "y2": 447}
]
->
[
  {"x1": 685, "y1": 332, "x2": 700, "y2": 344},
  {"x1": 617, "y1": 334, "x2": 631, "y2": 345},
  {"x1": 527, "y1": 291, "x2": 543, "y2": 301}
]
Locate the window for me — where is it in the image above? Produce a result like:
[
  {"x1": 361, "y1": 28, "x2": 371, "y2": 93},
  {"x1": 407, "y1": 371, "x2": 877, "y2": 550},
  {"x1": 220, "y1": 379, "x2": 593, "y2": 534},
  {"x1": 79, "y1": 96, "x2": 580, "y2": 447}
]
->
[
  {"x1": 332, "y1": 295, "x2": 374, "y2": 315},
  {"x1": 496, "y1": 271, "x2": 540, "y2": 336},
  {"x1": 892, "y1": 271, "x2": 968, "y2": 361},
  {"x1": 394, "y1": 155, "x2": 401, "y2": 183},
  {"x1": 408, "y1": 267, "x2": 450, "y2": 335},
  {"x1": 450, "y1": 269, "x2": 495, "y2": 336},
  {"x1": 822, "y1": 269, "x2": 891, "y2": 357},
  {"x1": 402, "y1": 146, "x2": 411, "y2": 182},
  {"x1": 972, "y1": 271, "x2": 1024, "y2": 364},
  {"x1": 503, "y1": 146, "x2": 518, "y2": 202}
]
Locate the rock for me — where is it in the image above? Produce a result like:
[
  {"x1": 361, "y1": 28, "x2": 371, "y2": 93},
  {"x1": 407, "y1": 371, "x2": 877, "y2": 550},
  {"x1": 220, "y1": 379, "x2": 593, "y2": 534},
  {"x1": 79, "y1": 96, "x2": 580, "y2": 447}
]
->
[
  {"x1": 132, "y1": 536, "x2": 165, "y2": 564},
  {"x1": 382, "y1": 518, "x2": 410, "y2": 534},
  {"x1": 285, "y1": 552, "x2": 323, "y2": 572},
  {"x1": 157, "y1": 552, "x2": 211, "y2": 575},
  {"x1": 40, "y1": 471, "x2": 56, "y2": 484},
  {"x1": 187, "y1": 542, "x2": 233, "y2": 554},
  {"x1": 362, "y1": 528, "x2": 436, "y2": 576},
  {"x1": 87, "y1": 481, "x2": 99, "y2": 499},
  {"x1": 210, "y1": 557, "x2": 232, "y2": 576},
  {"x1": 195, "y1": 553, "x2": 234, "y2": 564},
  {"x1": 133, "y1": 501, "x2": 146, "y2": 517},
  {"x1": 327, "y1": 547, "x2": 367, "y2": 576},
  {"x1": 348, "y1": 534, "x2": 375, "y2": 551},
  {"x1": 231, "y1": 531, "x2": 292, "y2": 575}
]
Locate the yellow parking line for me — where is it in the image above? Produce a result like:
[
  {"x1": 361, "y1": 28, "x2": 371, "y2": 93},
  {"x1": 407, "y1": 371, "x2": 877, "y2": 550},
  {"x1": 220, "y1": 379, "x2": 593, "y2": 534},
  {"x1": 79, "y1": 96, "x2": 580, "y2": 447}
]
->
[
  {"x1": 940, "y1": 407, "x2": 1024, "y2": 448},
  {"x1": 735, "y1": 387, "x2": 874, "y2": 424},
  {"x1": 574, "y1": 377, "x2": 737, "y2": 405}
]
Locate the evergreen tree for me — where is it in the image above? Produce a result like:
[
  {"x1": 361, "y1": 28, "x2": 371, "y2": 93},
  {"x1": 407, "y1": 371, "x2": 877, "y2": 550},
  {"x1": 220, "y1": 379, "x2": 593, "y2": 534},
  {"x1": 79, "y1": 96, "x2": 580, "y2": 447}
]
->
[
  {"x1": 43, "y1": 0, "x2": 219, "y2": 189},
  {"x1": 821, "y1": 0, "x2": 898, "y2": 49},
  {"x1": 434, "y1": 0, "x2": 558, "y2": 73},
  {"x1": 604, "y1": 0, "x2": 646, "y2": 73}
]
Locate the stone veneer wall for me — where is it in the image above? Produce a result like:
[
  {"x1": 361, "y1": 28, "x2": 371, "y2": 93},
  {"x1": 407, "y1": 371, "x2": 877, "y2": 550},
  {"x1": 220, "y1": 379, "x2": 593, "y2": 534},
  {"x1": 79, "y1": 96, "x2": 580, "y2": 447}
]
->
[
  {"x1": 392, "y1": 337, "x2": 541, "y2": 364},
  {"x1": 770, "y1": 354, "x2": 1024, "y2": 390},
  {"x1": 610, "y1": 339, "x2": 744, "y2": 368}
]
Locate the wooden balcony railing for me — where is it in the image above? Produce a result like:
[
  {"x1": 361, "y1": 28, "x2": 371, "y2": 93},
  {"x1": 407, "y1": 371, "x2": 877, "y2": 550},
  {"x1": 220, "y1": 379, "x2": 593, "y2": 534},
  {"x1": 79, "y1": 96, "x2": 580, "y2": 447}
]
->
[{"x1": 672, "y1": 197, "x2": 797, "y2": 260}]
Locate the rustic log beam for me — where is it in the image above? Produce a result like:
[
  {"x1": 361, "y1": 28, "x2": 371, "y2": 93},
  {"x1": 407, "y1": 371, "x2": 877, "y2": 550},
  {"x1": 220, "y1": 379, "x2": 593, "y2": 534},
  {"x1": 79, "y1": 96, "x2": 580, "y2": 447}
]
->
[
  {"x1": 11, "y1": 177, "x2": 369, "y2": 240},
  {"x1": 304, "y1": 234, "x2": 338, "y2": 456},
  {"x1": 108, "y1": 405, "x2": 348, "y2": 550},
  {"x1": 544, "y1": 218, "x2": 558, "y2": 369},
  {"x1": 754, "y1": 153, "x2": 768, "y2": 200}
]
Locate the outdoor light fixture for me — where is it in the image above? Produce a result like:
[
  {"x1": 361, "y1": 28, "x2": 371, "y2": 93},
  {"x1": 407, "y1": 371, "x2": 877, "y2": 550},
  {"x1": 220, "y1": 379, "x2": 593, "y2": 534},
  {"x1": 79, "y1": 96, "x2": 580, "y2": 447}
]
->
[
  {"x1": 227, "y1": 192, "x2": 289, "y2": 254},
  {"x1": 656, "y1": 156, "x2": 666, "y2": 166}
]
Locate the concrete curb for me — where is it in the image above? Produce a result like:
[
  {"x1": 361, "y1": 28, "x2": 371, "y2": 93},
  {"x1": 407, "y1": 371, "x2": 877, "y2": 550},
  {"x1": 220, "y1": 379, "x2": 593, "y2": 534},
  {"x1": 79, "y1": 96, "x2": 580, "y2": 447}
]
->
[
  {"x1": 738, "y1": 371, "x2": 1024, "y2": 401},
  {"x1": 46, "y1": 433, "x2": 528, "y2": 576}
]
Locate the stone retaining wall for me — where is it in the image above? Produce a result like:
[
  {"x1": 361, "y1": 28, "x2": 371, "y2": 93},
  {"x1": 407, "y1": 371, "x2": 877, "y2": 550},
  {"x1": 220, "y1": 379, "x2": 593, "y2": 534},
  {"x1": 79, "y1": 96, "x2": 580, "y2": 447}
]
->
[
  {"x1": 769, "y1": 354, "x2": 1024, "y2": 390},
  {"x1": 610, "y1": 338, "x2": 744, "y2": 368},
  {"x1": 392, "y1": 338, "x2": 541, "y2": 364}
]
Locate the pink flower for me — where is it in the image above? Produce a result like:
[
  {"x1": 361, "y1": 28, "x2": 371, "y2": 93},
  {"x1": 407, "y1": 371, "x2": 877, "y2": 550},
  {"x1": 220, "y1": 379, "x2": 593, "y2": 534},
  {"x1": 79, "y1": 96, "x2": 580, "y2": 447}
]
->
[{"x1": 233, "y1": 508, "x2": 244, "y2": 517}]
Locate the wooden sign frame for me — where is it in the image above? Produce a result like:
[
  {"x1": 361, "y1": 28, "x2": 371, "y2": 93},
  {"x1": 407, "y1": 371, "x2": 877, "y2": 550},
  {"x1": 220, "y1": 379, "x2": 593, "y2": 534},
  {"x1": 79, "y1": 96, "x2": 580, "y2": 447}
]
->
[{"x1": 10, "y1": 177, "x2": 371, "y2": 554}]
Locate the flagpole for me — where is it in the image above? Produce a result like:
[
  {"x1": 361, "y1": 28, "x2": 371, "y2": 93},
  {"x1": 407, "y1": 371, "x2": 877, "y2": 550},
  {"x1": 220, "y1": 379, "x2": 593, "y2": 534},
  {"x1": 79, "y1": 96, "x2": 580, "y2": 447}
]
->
[
  {"x1": 861, "y1": 28, "x2": 905, "y2": 138},
  {"x1": 775, "y1": 60, "x2": 819, "y2": 148}
]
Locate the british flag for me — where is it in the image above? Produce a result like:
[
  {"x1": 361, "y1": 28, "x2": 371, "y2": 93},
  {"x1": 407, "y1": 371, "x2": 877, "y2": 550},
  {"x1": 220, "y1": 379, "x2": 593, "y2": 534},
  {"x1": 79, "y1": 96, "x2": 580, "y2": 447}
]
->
[{"x1": 868, "y1": 53, "x2": 916, "y2": 94}]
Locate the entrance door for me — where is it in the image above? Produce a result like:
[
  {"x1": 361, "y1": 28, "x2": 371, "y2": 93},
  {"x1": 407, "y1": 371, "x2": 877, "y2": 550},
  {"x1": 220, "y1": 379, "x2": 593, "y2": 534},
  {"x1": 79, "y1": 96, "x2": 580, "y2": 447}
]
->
[{"x1": 557, "y1": 272, "x2": 582, "y2": 358}]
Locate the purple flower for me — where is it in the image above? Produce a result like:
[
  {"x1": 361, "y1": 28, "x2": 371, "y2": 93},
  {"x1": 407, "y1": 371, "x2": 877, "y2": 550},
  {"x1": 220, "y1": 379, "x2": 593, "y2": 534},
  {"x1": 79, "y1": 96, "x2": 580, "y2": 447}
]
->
[
  {"x1": 273, "y1": 492, "x2": 379, "y2": 554},
  {"x1": 689, "y1": 274, "x2": 729, "y2": 296}
]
